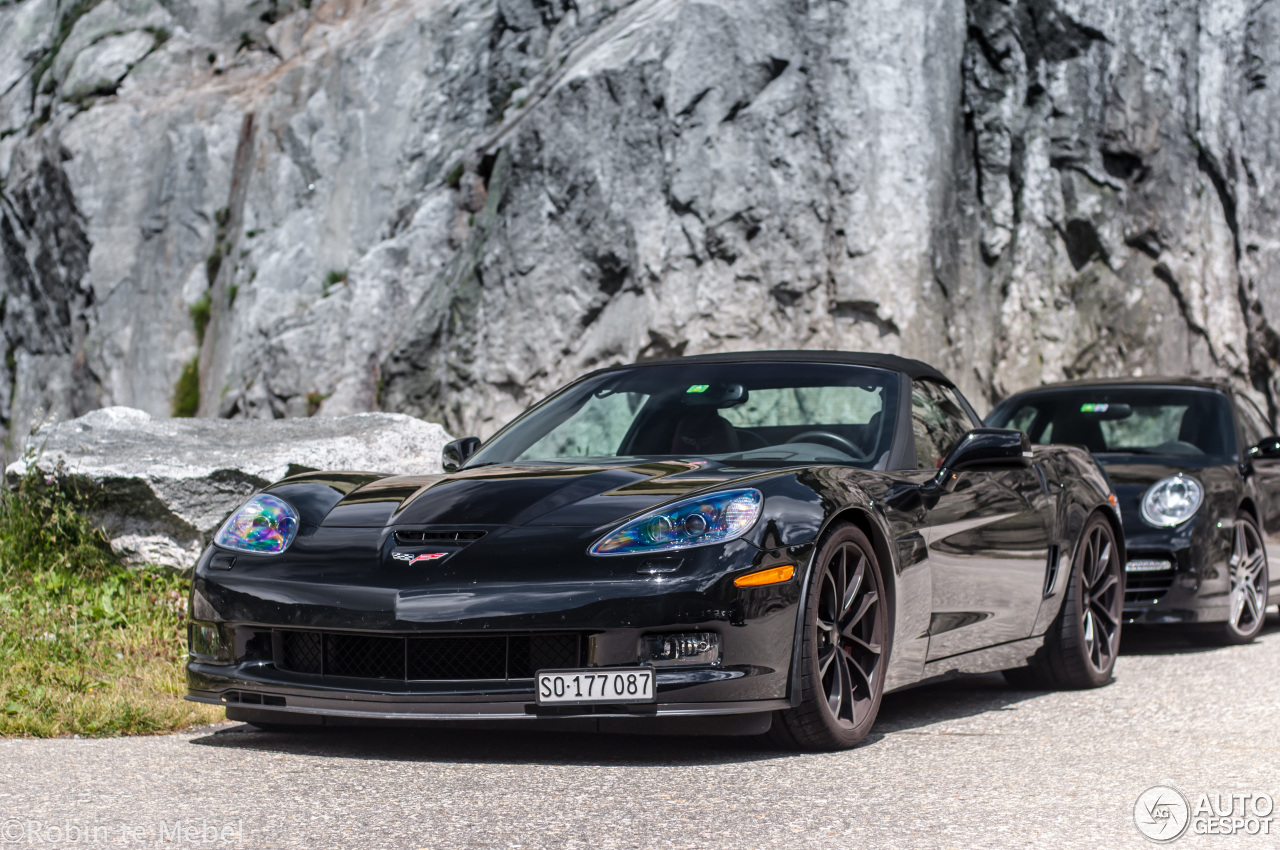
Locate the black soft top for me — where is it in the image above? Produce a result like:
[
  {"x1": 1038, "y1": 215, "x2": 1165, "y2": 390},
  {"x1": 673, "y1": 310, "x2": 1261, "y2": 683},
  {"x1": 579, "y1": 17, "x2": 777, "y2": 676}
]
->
[
  {"x1": 1008, "y1": 376, "x2": 1232, "y2": 395},
  {"x1": 607, "y1": 350, "x2": 953, "y2": 385}
]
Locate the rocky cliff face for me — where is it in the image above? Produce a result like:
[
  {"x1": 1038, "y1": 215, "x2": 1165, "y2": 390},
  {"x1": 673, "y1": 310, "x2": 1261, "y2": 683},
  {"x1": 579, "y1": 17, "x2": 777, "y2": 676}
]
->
[{"x1": 1, "y1": 0, "x2": 1278, "y2": 446}]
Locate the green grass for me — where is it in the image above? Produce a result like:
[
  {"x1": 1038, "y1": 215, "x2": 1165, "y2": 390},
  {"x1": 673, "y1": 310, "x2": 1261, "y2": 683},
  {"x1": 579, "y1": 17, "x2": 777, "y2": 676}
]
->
[
  {"x1": 189, "y1": 293, "x2": 212, "y2": 345},
  {"x1": 322, "y1": 269, "x2": 347, "y2": 297},
  {"x1": 0, "y1": 467, "x2": 223, "y2": 737},
  {"x1": 171, "y1": 357, "x2": 200, "y2": 417},
  {"x1": 305, "y1": 390, "x2": 331, "y2": 416}
]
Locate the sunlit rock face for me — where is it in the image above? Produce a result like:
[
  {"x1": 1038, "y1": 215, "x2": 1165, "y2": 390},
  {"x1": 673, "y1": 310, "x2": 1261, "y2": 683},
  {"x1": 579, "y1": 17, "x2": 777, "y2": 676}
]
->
[
  {"x1": 1, "y1": 0, "x2": 1278, "y2": 447},
  {"x1": 5, "y1": 406, "x2": 450, "y2": 571}
]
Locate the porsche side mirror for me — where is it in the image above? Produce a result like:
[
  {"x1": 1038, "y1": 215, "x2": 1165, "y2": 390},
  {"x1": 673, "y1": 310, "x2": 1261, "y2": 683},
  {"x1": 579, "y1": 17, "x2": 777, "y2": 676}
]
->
[
  {"x1": 941, "y1": 428, "x2": 1032, "y2": 473},
  {"x1": 442, "y1": 436, "x2": 481, "y2": 473},
  {"x1": 1252, "y1": 436, "x2": 1280, "y2": 459}
]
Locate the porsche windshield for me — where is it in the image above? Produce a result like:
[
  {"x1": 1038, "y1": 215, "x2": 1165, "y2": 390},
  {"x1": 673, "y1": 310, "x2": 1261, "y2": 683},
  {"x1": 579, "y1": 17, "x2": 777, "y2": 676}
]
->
[
  {"x1": 988, "y1": 386, "x2": 1236, "y2": 460},
  {"x1": 469, "y1": 363, "x2": 901, "y2": 468}
]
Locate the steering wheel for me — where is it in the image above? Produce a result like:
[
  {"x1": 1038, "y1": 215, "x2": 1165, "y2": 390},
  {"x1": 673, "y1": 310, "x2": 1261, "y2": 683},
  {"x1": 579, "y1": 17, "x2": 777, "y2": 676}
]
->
[{"x1": 791, "y1": 430, "x2": 871, "y2": 462}]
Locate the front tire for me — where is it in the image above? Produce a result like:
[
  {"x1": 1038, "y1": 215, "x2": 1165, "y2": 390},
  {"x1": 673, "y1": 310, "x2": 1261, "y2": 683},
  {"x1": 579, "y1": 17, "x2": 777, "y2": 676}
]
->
[
  {"x1": 770, "y1": 524, "x2": 888, "y2": 751},
  {"x1": 1006, "y1": 513, "x2": 1123, "y2": 690},
  {"x1": 1214, "y1": 511, "x2": 1269, "y2": 645}
]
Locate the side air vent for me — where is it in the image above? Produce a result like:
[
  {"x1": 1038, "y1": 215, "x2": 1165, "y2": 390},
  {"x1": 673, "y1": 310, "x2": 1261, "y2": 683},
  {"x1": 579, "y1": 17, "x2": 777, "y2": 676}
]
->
[
  {"x1": 1043, "y1": 544, "x2": 1061, "y2": 597},
  {"x1": 394, "y1": 529, "x2": 487, "y2": 545}
]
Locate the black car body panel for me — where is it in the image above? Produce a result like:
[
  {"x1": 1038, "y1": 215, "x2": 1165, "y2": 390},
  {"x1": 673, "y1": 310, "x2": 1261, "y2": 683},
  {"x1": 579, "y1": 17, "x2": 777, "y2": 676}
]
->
[
  {"x1": 188, "y1": 352, "x2": 1121, "y2": 726},
  {"x1": 988, "y1": 377, "x2": 1280, "y2": 625}
]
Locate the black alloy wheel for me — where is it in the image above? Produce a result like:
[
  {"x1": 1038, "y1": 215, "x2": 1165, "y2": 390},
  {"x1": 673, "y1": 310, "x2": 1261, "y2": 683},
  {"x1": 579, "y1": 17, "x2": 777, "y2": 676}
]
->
[
  {"x1": 1077, "y1": 518, "x2": 1124, "y2": 674},
  {"x1": 771, "y1": 524, "x2": 888, "y2": 750},
  {"x1": 1218, "y1": 512, "x2": 1269, "y2": 645},
  {"x1": 1005, "y1": 513, "x2": 1123, "y2": 690}
]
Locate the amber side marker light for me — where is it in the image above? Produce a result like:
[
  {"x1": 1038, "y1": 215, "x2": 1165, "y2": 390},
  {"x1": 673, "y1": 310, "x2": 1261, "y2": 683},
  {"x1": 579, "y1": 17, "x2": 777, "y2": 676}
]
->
[{"x1": 734, "y1": 564, "x2": 796, "y2": 587}]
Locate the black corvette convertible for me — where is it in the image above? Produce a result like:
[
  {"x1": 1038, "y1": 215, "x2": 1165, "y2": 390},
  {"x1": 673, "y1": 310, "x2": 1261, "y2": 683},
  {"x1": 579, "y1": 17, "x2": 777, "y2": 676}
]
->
[
  {"x1": 988, "y1": 377, "x2": 1279, "y2": 644},
  {"x1": 188, "y1": 351, "x2": 1124, "y2": 750}
]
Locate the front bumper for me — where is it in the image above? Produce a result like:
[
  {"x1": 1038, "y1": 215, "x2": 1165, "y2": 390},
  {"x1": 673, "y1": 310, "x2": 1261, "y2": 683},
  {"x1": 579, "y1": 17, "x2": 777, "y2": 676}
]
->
[
  {"x1": 1121, "y1": 518, "x2": 1232, "y2": 625},
  {"x1": 186, "y1": 664, "x2": 788, "y2": 721},
  {"x1": 186, "y1": 533, "x2": 813, "y2": 720}
]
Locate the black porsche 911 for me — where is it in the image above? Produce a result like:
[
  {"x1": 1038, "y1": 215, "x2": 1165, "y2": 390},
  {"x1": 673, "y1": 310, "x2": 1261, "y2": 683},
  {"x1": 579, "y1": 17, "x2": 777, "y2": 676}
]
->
[
  {"x1": 187, "y1": 351, "x2": 1125, "y2": 750},
  {"x1": 988, "y1": 377, "x2": 1278, "y2": 644}
]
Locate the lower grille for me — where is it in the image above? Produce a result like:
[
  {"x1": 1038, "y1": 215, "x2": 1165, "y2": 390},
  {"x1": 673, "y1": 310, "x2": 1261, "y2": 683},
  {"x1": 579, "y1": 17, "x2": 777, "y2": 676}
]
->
[
  {"x1": 276, "y1": 630, "x2": 583, "y2": 681},
  {"x1": 1124, "y1": 562, "x2": 1175, "y2": 606}
]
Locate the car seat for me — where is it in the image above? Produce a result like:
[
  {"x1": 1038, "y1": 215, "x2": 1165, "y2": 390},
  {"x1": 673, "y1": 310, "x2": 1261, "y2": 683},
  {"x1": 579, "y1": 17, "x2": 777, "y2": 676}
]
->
[{"x1": 670, "y1": 411, "x2": 741, "y2": 454}]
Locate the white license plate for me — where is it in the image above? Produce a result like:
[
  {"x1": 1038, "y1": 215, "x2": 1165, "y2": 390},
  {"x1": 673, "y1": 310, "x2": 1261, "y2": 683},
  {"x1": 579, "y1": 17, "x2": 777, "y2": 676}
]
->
[{"x1": 535, "y1": 668, "x2": 655, "y2": 705}]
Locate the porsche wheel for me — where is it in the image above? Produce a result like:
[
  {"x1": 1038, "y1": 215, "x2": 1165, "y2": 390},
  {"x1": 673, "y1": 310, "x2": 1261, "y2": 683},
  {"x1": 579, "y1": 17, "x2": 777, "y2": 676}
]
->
[
  {"x1": 1009, "y1": 513, "x2": 1122, "y2": 690},
  {"x1": 771, "y1": 524, "x2": 887, "y2": 751},
  {"x1": 1215, "y1": 512, "x2": 1268, "y2": 645}
]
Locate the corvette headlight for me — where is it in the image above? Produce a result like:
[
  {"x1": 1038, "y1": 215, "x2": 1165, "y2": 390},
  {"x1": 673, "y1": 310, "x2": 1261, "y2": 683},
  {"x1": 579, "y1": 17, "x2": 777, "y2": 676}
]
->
[
  {"x1": 1141, "y1": 475, "x2": 1203, "y2": 527},
  {"x1": 214, "y1": 493, "x2": 299, "y2": 555},
  {"x1": 589, "y1": 489, "x2": 763, "y2": 556}
]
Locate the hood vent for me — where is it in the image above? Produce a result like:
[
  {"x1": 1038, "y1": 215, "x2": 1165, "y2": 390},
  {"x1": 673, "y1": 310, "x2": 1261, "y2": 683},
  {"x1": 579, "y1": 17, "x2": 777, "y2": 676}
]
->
[{"x1": 394, "y1": 529, "x2": 487, "y2": 546}]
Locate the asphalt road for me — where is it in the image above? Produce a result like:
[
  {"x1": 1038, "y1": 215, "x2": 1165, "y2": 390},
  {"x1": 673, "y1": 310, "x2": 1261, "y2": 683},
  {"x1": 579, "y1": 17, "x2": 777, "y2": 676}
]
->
[{"x1": 4, "y1": 618, "x2": 1280, "y2": 849}]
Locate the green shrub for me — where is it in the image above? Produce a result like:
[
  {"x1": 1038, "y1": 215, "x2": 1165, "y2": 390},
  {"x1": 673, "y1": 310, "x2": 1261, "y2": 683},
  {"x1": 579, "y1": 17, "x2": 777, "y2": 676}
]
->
[{"x1": 204, "y1": 252, "x2": 221, "y2": 286}]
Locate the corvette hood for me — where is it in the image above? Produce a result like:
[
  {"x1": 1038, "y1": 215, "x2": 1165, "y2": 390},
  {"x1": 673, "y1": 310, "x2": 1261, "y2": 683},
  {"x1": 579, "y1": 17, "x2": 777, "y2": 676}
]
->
[{"x1": 283, "y1": 461, "x2": 760, "y2": 530}]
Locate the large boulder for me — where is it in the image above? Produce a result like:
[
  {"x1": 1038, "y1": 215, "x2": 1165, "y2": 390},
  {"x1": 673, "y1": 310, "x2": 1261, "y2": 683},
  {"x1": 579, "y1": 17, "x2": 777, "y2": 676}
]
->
[{"x1": 6, "y1": 407, "x2": 451, "y2": 572}]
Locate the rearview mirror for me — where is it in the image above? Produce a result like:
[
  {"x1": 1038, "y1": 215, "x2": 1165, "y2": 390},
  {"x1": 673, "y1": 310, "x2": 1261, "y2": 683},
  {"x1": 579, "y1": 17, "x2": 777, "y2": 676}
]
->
[
  {"x1": 442, "y1": 437, "x2": 481, "y2": 473},
  {"x1": 1077, "y1": 402, "x2": 1133, "y2": 420},
  {"x1": 1252, "y1": 436, "x2": 1280, "y2": 460},
  {"x1": 942, "y1": 428, "x2": 1032, "y2": 473}
]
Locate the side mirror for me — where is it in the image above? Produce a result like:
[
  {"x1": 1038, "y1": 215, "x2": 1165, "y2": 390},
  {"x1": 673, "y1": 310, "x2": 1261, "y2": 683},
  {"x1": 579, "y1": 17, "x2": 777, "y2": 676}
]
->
[
  {"x1": 1252, "y1": 436, "x2": 1280, "y2": 459},
  {"x1": 941, "y1": 428, "x2": 1032, "y2": 473},
  {"x1": 442, "y1": 437, "x2": 481, "y2": 473}
]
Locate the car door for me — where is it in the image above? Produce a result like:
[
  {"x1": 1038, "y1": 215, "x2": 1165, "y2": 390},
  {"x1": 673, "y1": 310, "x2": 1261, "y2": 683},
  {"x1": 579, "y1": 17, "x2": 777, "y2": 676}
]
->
[
  {"x1": 912, "y1": 381, "x2": 1053, "y2": 660},
  {"x1": 1236, "y1": 394, "x2": 1280, "y2": 570}
]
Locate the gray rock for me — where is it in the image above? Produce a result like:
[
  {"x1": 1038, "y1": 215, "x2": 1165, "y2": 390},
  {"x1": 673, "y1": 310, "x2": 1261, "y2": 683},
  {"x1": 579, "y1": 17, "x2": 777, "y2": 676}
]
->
[
  {"x1": 50, "y1": 0, "x2": 172, "y2": 86},
  {"x1": 0, "y1": 0, "x2": 1278, "y2": 456},
  {"x1": 6, "y1": 407, "x2": 451, "y2": 572},
  {"x1": 60, "y1": 30, "x2": 157, "y2": 101}
]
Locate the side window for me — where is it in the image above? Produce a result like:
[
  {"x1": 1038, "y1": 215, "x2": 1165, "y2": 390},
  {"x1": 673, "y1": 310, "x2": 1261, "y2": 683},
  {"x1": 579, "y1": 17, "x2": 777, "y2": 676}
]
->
[
  {"x1": 1004, "y1": 405, "x2": 1039, "y2": 436},
  {"x1": 911, "y1": 381, "x2": 974, "y2": 469},
  {"x1": 1237, "y1": 396, "x2": 1272, "y2": 449}
]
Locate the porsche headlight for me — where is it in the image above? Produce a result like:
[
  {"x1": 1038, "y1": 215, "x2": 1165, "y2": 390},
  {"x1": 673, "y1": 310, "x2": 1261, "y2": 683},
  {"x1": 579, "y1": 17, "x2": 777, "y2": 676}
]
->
[
  {"x1": 214, "y1": 493, "x2": 299, "y2": 555},
  {"x1": 589, "y1": 489, "x2": 763, "y2": 556},
  {"x1": 1140, "y1": 475, "x2": 1203, "y2": 528}
]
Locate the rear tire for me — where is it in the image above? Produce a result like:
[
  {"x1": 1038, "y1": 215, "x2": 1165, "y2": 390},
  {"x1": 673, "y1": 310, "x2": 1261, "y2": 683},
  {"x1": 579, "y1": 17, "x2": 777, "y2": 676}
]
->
[
  {"x1": 1007, "y1": 514, "x2": 1123, "y2": 690},
  {"x1": 770, "y1": 524, "x2": 888, "y2": 751},
  {"x1": 1212, "y1": 512, "x2": 1268, "y2": 645}
]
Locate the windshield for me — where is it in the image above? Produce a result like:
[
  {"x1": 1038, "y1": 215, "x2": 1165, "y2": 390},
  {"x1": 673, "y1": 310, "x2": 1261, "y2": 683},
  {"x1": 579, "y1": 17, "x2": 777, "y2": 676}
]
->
[
  {"x1": 987, "y1": 386, "x2": 1236, "y2": 460},
  {"x1": 469, "y1": 362, "x2": 901, "y2": 468}
]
